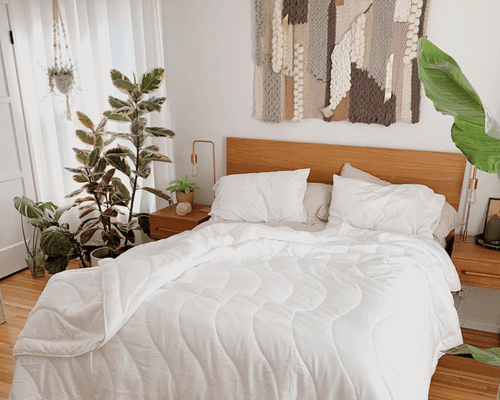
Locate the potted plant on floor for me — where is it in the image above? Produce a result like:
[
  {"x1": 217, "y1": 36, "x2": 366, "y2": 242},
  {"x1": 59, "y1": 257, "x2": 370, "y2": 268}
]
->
[
  {"x1": 13, "y1": 196, "x2": 88, "y2": 275},
  {"x1": 167, "y1": 175, "x2": 199, "y2": 205},
  {"x1": 65, "y1": 67, "x2": 174, "y2": 264}
]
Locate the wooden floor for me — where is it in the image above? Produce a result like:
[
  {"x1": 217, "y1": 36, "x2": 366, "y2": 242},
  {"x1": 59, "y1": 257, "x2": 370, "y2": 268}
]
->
[{"x1": 1, "y1": 266, "x2": 500, "y2": 400}]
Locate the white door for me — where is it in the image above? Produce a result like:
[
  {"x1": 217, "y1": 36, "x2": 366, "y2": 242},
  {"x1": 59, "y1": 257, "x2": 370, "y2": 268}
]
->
[{"x1": 0, "y1": 3, "x2": 37, "y2": 278}]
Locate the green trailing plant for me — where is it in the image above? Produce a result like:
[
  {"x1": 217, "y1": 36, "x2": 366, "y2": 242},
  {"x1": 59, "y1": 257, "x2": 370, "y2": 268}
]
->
[
  {"x1": 417, "y1": 37, "x2": 500, "y2": 174},
  {"x1": 167, "y1": 175, "x2": 200, "y2": 193},
  {"x1": 13, "y1": 195, "x2": 88, "y2": 273},
  {"x1": 47, "y1": 64, "x2": 75, "y2": 95}
]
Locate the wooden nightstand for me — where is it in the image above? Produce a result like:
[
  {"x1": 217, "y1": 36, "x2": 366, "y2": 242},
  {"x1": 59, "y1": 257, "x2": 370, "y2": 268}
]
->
[
  {"x1": 451, "y1": 236, "x2": 500, "y2": 290},
  {"x1": 149, "y1": 203, "x2": 211, "y2": 240}
]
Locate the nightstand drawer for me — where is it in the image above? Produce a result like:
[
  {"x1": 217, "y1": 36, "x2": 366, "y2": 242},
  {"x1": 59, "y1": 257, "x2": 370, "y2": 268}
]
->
[
  {"x1": 150, "y1": 219, "x2": 199, "y2": 239},
  {"x1": 149, "y1": 203, "x2": 211, "y2": 240},
  {"x1": 454, "y1": 259, "x2": 500, "y2": 290},
  {"x1": 451, "y1": 237, "x2": 500, "y2": 290}
]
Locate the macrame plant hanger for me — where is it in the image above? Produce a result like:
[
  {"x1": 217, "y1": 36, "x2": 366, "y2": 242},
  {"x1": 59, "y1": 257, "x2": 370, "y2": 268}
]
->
[{"x1": 52, "y1": 0, "x2": 74, "y2": 120}]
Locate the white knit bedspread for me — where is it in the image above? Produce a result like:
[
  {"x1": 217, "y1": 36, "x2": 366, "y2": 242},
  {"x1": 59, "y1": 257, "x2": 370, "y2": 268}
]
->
[{"x1": 10, "y1": 222, "x2": 462, "y2": 400}]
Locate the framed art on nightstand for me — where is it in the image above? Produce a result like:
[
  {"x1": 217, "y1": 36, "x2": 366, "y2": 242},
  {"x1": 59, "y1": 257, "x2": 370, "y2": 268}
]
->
[{"x1": 480, "y1": 198, "x2": 500, "y2": 246}]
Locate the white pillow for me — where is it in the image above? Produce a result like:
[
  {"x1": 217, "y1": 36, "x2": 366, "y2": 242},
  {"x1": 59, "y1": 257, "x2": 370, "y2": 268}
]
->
[
  {"x1": 303, "y1": 183, "x2": 332, "y2": 224},
  {"x1": 340, "y1": 162, "x2": 461, "y2": 244},
  {"x1": 209, "y1": 169, "x2": 310, "y2": 222},
  {"x1": 328, "y1": 175, "x2": 445, "y2": 238},
  {"x1": 341, "y1": 162, "x2": 391, "y2": 186}
]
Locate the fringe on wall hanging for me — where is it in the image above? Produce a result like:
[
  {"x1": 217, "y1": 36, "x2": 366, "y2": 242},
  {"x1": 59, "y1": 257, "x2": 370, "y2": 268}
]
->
[
  {"x1": 254, "y1": 0, "x2": 429, "y2": 126},
  {"x1": 47, "y1": 0, "x2": 76, "y2": 120}
]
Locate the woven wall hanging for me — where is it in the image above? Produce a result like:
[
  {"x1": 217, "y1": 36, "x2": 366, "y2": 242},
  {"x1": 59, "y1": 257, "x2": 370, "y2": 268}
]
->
[{"x1": 254, "y1": 0, "x2": 429, "y2": 126}]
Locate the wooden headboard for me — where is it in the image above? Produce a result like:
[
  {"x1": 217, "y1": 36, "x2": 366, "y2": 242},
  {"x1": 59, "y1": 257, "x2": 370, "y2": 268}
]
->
[{"x1": 226, "y1": 137, "x2": 467, "y2": 210}]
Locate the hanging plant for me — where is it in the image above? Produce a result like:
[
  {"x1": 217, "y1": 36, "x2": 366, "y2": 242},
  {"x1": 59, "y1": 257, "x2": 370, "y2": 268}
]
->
[{"x1": 48, "y1": 0, "x2": 76, "y2": 120}]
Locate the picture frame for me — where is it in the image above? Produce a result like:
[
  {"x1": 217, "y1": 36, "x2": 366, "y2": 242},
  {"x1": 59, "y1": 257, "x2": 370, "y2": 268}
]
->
[{"x1": 483, "y1": 197, "x2": 500, "y2": 244}]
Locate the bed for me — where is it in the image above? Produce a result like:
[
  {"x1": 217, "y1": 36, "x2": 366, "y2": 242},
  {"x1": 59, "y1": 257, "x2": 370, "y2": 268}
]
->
[{"x1": 10, "y1": 137, "x2": 467, "y2": 400}]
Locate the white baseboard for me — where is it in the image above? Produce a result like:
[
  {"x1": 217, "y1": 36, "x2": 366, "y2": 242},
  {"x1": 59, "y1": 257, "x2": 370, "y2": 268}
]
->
[{"x1": 461, "y1": 318, "x2": 500, "y2": 333}]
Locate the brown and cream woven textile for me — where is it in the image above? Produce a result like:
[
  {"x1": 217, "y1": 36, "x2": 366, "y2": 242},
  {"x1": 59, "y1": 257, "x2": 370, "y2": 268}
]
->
[{"x1": 254, "y1": 0, "x2": 429, "y2": 126}]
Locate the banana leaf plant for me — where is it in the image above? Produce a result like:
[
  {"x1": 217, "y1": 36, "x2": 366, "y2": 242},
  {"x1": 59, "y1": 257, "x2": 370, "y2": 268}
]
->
[
  {"x1": 444, "y1": 344, "x2": 500, "y2": 399},
  {"x1": 13, "y1": 195, "x2": 88, "y2": 273},
  {"x1": 418, "y1": 38, "x2": 500, "y2": 398},
  {"x1": 417, "y1": 37, "x2": 500, "y2": 174},
  {"x1": 102, "y1": 67, "x2": 174, "y2": 245}
]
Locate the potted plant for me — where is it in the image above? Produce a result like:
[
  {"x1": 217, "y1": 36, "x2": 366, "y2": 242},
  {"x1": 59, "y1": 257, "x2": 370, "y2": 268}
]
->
[
  {"x1": 417, "y1": 38, "x2": 500, "y2": 398},
  {"x1": 13, "y1": 195, "x2": 88, "y2": 275},
  {"x1": 167, "y1": 175, "x2": 200, "y2": 205},
  {"x1": 65, "y1": 111, "x2": 129, "y2": 258},
  {"x1": 47, "y1": 64, "x2": 75, "y2": 96},
  {"x1": 102, "y1": 67, "x2": 175, "y2": 246},
  {"x1": 65, "y1": 67, "x2": 174, "y2": 264}
]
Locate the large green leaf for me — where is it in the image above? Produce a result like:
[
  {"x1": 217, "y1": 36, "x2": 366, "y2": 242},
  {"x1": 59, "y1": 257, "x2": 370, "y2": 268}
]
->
[
  {"x1": 417, "y1": 37, "x2": 500, "y2": 173},
  {"x1": 40, "y1": 226, "x2": 74, "y2": 257},
  {"x1": 13, "y1": 196, "x2": 44, "y2": 219},
  {"x1": 138, "y1": 68, "x2": 165, "y2": 94}
]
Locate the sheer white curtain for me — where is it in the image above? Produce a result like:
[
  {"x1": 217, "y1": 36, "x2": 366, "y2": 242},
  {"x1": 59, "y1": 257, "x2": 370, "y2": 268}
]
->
[{"x1": 10, "y1": 0, "x2": 174, "y2": 222}]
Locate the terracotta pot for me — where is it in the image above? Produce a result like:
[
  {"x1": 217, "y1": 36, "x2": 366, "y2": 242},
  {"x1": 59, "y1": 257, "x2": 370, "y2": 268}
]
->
[{"x1": 176, "y1": 191, "x2": 195, "y2": 205}]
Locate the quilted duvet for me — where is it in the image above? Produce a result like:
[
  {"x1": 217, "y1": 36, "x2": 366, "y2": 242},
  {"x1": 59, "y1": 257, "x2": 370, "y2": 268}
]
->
[{"x1": 10, "y1": 222, "x2": 462, "y2": 400}]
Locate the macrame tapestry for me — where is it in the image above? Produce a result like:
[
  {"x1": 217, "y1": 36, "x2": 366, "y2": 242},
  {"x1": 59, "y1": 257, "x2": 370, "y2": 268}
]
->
[{"x1": 254, "y1": 0, "x2": 428, "y2": 126}]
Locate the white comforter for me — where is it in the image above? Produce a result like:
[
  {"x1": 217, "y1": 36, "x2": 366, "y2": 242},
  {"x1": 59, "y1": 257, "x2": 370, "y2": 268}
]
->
[{"x1": 10, "y1": 222, "x2": 462, "y2": 400}]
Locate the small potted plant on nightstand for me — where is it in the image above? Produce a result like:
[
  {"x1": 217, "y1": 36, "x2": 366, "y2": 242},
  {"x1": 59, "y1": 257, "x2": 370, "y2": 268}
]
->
[{"x1": 167, "y1": 175, "x2": 199, "y2": 205}]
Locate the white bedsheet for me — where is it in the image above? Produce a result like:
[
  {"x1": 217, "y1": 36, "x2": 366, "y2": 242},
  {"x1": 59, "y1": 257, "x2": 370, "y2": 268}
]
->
[{"x1": 10, "y1": 222, "x2": 462, "y2": 400}]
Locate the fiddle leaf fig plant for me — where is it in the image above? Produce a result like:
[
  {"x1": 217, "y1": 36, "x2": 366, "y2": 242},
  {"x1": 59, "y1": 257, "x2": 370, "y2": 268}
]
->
[
  {"x1": 102, "y1": 67, "x2": 174, "y2": 245},
  {"x1": 417, "y1": 37, "x2": 500, "y2": 174},
  {"x1": 444, "y1": 344, "x2": 500, "y2": 399}
]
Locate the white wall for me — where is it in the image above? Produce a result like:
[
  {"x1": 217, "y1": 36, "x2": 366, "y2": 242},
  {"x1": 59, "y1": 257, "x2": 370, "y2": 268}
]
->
[{"x1": 162, "y1": 0, "x2": 500, "y2": 332}]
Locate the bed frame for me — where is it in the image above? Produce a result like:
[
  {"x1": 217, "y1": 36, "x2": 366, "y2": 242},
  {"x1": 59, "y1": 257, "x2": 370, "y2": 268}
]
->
[{"x1": 226, "y1": 137, "x2": 467, "y2": 210}]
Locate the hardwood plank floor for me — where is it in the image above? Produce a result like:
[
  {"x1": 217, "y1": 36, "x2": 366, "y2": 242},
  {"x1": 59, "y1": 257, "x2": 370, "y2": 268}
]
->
[{"x1": 1, "y1": 266, "x2": 500, "y2": 399}]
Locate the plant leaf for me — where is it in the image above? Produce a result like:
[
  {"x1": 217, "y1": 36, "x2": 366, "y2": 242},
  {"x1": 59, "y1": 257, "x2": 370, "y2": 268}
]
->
[
  {"x1": 44, "y1": 255, "x2": 70, "y2": 274},
  {"x1": 142, "y1": 187, "x2": 173, "y2": 204},
  {"x1": 138, "y1": 68, "x2": 165, "y2": 94},
  {"x1": 73, "y1": 148, "x2": 90, "y2": 165},
  {"x1": 137, "y1": 97, "x2": 166, "y2": 113},
  {"x1": 106, "y1": 154, "x2": 131, "y2": 177},
  {"x1": 88, "y1": 147, "x2": 101, "y2": 168},
  {"x1": 77, "y1": 111, "x2": 94, "y2": 130},
  {"x1": 75, "y1": 129, "x2": 94, "y2": 145},
  {"x1": 65, "y1": 187, "x2": 86, "y2": 198},
  {"x1": 417, "y1": 37, "x2": 500, "y2": 173},
  {"x1": 110, "y1": 69, "x2": 138, "y2": 95},
  {"x1": 103, "y1": 110, "x2": 132, "y2": 123},
  {"x1": 13, "y1": 196, "x2": 44, "y2": 219},
  {"x1": 145, "y1": 127, "x2": 175, "y2": 138},
  {"x1": 80, "y1": 227, "x2": 98, "y2": 244},
  {"x1": 108, "y1": 96, "x2": 131, "y2": 110},
  {"x1": 73, "y1": 174, "x2": 89, "y2": 183},
  {"x1": 139, "y1": 149, "x2": 172, "y2": 163},
  {"x1": 95, "y1": 117, "x2": 108, "y2": 133}
]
